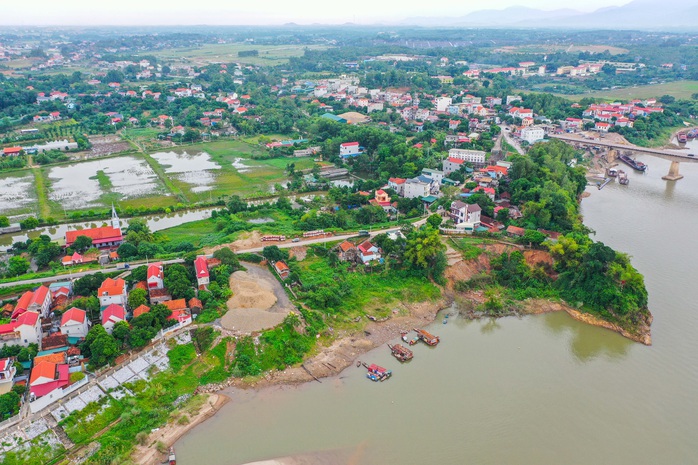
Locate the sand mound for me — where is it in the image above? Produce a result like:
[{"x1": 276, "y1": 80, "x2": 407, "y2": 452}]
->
[{"x1": 227, "y1": 270, "x2": 277, "y2": 309}]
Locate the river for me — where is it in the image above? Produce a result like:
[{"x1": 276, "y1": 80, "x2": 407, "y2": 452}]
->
[{"x1": 176, "y1": 153, "x2": 698, "y2": 465}]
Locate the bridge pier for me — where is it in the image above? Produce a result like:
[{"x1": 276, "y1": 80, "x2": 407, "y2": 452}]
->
[{"x1": 662, "y1": 160, "x2": 684, "y2": 181}]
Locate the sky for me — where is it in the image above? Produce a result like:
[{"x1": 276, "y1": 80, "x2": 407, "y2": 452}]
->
[{"x1": 0, "y1": 0, "x2": 634, "y2": 26}]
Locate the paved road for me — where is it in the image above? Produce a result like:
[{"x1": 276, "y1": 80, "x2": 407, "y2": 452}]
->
[
  {"x1": 550, "y1": 133, "x2": 698, "y2": 161},
  {"x1": 0, "y1": 218, "x2": 429, "y2": 289},
  {"x1": 499, "y1": 125, "x2": 525, "y2": 155},
  {"x1": 0, "y1": 258, "x2": 184, "y2": 289}
]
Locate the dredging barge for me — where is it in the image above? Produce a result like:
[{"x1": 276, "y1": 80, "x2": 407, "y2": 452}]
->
[
  {"x1": 618, "y1": 154, "x2": 647, "y2": 172},
  {"x1": 388, "y1": 343, "x2": 414, "y2": 362}
]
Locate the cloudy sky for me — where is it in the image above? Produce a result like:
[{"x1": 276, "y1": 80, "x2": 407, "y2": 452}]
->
[{"x1": 1, "y1": 0, "x2": 633, "y2": 25}]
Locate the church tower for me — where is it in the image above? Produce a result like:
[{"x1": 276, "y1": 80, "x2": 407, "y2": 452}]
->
[{"x1": 111, "y1": 204, "x2": 121, "y2": 232}]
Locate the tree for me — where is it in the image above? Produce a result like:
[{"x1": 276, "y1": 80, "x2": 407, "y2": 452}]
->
[
  {"x1": 0, "y1": 216, "x2": 9, "y2": 227},
  {"x1": 125, "y1": 218, "x2": 153, "y2": 246},
  {"x1": 226, "y1": 195, "x2": 247, "y2": 213},
  {"x1": 404, "y1": 227, "x2": 446, "y2": 280},
  {"x1": 128, "y1": 288, "x2": 148, "y2": 309},
  {"x1": 112, "y1": 321, "x2": 131, "y2": 349},
  {"x1": 262, "y1": 245, "x2": 287, "y2": 263},
  {"x1": 427, "y1": 213, "x2": 443, "y2": 229},
  {"x1": 72, "y1": 235, "x2": 93, "y2": 253},
  {"x1": 83, "y1": 325, "x2": 119, "y2": 369},
  {"x1": 117, "y1": 242, "x2": 138, "y2": 258},
  {"x1": 213, "y1": 247, "x2": 240, "y2": 269},
  {"x1": 19, "y1": 217, "x2": 39, "y2": 230},
  {"x1": 164, "y1": 264, "x2": 194, "y2": 300},
  {"x1": 6, "y1": 256, "x2": 30, "y2": 277},
  {"x1": 0, "y1": 391, "x2": 20, "y2": 420}
]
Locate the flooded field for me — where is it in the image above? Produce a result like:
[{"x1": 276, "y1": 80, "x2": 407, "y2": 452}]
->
[
  {"x1": 0, "y1": 172, "x2": 38, "y2": 217},
  {"x1": 47, "y1": 156, "x2": 166, "y2": 210},
  {"x1": 151, "y1": 151, "x2": 221, "y2": 194}
]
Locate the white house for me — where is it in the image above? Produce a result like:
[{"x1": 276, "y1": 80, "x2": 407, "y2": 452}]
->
[
  {"x1": 0, "y1": 311, "x2": 42, "y2": 349},
  {"x1": 357, "y1": 241, "x2": 381, "y2": 264},
  {"x1": 403, "y1": 178, "x2": 431, "y2": 199},
  {"x1": 595, "y1": 122, "x2": 611, "y2": 132},
  {"x1": 147, "y1": 263, "x2": 165, "y2": 290},
  {"x1": 388, "y1": 177, "x2": 407, "y2": 196},
  {"x1": 435, "y1": 97, "x2": 452, "y2": 112},
  {"x1": 101, "y1": 304, "x2": 125, "y2": 334},
  {"x1": 97, "y1": 278, "x2": 127, "y2": 308},
  {"x1": 520, "y1": 126, "x2": 545, "y2": 144},
  {"x1": 194, "y1": 256, "x2": 210, "y2": 289},
  {"x1": 450, "y1": 201, "x2": 482, "y2": 229},
  {"x1": 448, "y1": 148, "x2": 486, "y2": 165},
  {"x1": 442, "y1": 157, "x2": 466, "y2": 175},
  {"x1": 60, "y1": 308, "x2": 89, "y2": 339},
  {"x1": 339, "y1": 142, "x2": 363, "y2": 159},
  {"x1": 0, "y1": 358, "x2": 16, "y2": 394},
  {"x1": 422, "y1": 169, "x2": 444, "y2": 185}
]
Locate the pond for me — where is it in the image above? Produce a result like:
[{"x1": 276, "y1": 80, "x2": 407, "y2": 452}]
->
[{"x1": 151, "y1": 151, "x2": 221, "y2": 193}]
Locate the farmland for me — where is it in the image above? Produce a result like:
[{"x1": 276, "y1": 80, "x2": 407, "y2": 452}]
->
[
  {"x1": 150, "y1": 43, "x2": 330, "y2": 66},
  {"x1": 538, "y1": 80, "x2": 698, "y2": 102}
]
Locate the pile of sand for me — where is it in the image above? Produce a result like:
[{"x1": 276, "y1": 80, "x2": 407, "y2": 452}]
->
[{"x1": 227, "y1": 271, "x2": 277, "y2": 309}]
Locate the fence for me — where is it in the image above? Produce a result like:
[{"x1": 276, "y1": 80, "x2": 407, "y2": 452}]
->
[{"x1": 29, "y1": 376, "x2": 89, "y2": 414}]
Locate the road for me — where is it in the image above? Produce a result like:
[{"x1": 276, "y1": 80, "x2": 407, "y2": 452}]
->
[
  {"x1": 0, "y1": 258, "x2": 184, "y2": 289},
  {"x1": 499, "y1": 124, "x2": 525, "y2": 155},
  {"x1": 550, "y1": 133, "x2": 698, "y2": 162},
  {"x1": 0, "y1": 219, "x2": 429, "y2": 289}
]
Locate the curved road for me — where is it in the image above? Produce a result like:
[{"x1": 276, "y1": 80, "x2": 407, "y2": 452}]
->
[{"x1": 0, "y1": 219, "x2": 428, "y2": 289}]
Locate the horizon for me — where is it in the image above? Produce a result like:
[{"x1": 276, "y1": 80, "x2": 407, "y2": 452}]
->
[{"x1": 1, "y1": 0, "x2": 634, "y2": 26}]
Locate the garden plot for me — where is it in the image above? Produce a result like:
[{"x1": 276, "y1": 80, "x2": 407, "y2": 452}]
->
[
  {"x1": 0, "y1": 171, "x2": 38, "y2": 216},
  {"x1": 151, "y1": 151, "x2": 221, "y2": 194},
  {"x1": 47, "y1": 156, "x2": 166, "y2": 210}
]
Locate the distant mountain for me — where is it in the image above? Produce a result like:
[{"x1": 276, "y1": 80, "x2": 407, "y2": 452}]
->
[{"x1": 402, "y1": 0, "x2": 698, "y2": 30}]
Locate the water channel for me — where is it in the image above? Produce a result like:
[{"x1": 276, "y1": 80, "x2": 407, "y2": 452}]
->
[{"x1": 176, "y1": 152, "x2": 698, "y2": 465}]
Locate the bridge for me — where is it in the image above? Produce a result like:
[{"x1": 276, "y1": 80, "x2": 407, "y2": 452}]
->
[{"x1": 550, "y1": 133, "x2": 698, "y2": 181}]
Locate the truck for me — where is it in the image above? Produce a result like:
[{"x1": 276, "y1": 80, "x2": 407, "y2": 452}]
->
[
  {"x1": 358, "y1": 230, "x2": 370, "y2": 237},
  {"x1": 116, "y1": 263, "x2": 130, "y2": 270}
]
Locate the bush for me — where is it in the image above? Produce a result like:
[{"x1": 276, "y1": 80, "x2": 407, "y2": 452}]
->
[
  {"x1": 69, "y1": 372, "x2": 86, "y2": 383},
  {"x1": 237, "y1": 252, "x2": 263, "y2": 263}
]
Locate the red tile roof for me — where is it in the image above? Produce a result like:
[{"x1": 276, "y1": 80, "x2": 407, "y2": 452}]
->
[
  {"x1": 65, "y1": 226, "x2": 122, "y2": 246},
  {"x1": 274, "y1": 261, "x2": 289, "y2": 272},
  {"x1": 133, "y1": 305, "x2": 150, "y2": 318},
  {"x1": 339, "y1": 241, "x2": 355, "y2": 252},
  {"x1": 98, "y1": 278, "x2": 125, "y2": 297},
  {"x1": 194, "y1": 256, "x2": 209, "y2": 279},
  {"x1": 16, "y1": 311, "x2": 39, "y2": 326},
  {"x1": 102, "y1": 304, "x2": 125, "y2": 325},
  {"x1": 61, "y1": 308, "x2": 86, "y2": 326},
  {"x1": 161, "y1": 299, "x2": 187, "y2": 312},
  {"x1": 30, "y1": 361, "x2": 58, "y2": 385}
]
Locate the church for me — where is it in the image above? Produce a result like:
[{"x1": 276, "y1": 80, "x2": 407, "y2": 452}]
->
[{"x1": 64, "y1": 205, "x2": 124, "y2": 249}]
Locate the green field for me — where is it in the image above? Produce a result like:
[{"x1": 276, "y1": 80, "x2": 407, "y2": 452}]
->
[
  {"x1": 150, "y1": 43, "x2": 330, "y2": 66},
  {"x1": 540, "y1": 80, "x2": 698, "y2": 102}
]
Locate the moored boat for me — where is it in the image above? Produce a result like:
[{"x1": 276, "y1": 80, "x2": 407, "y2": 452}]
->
[
  {"x1": 388, "y1": 343, "x2": 413, "y2": 362},
  {"x1": 618, "y1": 170, "x2": 629, "y2": 185},
  {"x1": 607, "y1": 167, "x2": 618, "y2": 177},
  {"x1": 678, "y1": 132, "x2": 688, "y2": 143},
  {"x1": 414, "y1": 328, "x2": 440, "y2": 346},
  {"x1": 618, "y1": 154, "x2": 647, "y2": 172},
  {"x1": 168, "y1": 448, "x2": 176, "y2": 465},
  {"x1": 366, "y1": 363, "x2": 392, "y2": 381}
]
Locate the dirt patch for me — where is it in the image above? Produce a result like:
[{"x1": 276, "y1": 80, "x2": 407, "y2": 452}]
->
[
  {"x1": 523, "y1": 249, "x2": 553, "y2": 267},
  {"x1": 133, "y1": 393, "x2": 229, "y2": 465},
  {"x1": 444, "y1": 254, "x2": 491, "y2": 289},
  {"x1": 87, "y1": 135, "x2": 132, "y2": 157},
  {"x1": 220, "y1": 264, "x2": 295, "y2": 334},
  {"x1": 288, "y1": 246, "x2": 308, "y2": 261}
]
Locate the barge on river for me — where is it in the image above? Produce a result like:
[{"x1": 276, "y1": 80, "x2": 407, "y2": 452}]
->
[
  {"x1": 388, "y1": 343, "x2": 413, "y2": 362},
  {"x1": 618, "y1": 170, "x2": 629, "y2": 185},
  {"x1": 618, "y1": 154, "x2": 647, "y2": 172},
  {"x1": 366, "y1": 363, "x2": 392, "y2": 381},
  {"x1": 414, "y1": 329, "x2": 440, "y2": 346}
]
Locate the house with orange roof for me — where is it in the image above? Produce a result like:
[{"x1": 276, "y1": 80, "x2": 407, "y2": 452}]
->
[
  {"x1": 132, "y1": 304, "x2": 150, "y2": 318},
  {"x1": 97, "y1": 278, "x2": 127, "y2": 308},
  {"x1": 13, "y1": 285, "x2": 52, "y2": 319},
  {"x1": 65, "y1": 206, "x2": 123, "y2": 249},
  {"x1": 29, "y1": 361, "x2": 69, "y2": 398},
  {"x1": 273, "y1": 261, "x2": 290, "y2": 280},
  {"x1": 162, "y1": 299, "x2": 192, "y2": 325},
  {"x1": 194, "y1": 256, "x2": 210, "y2": 289},
  {"x1": 60, "y1": 308, "x2": 89, "y2": 339},
  {"x1": 337, "y1": 240, "x2": 357, "y2": 262},
  {"x1": 61, "y1": 252, "x2": 83, "y2": 266},
  {"x1": 188, "y1": 298, "x2": 203, "y2": 315}
]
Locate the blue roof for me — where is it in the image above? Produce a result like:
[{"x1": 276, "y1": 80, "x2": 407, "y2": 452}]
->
[
  {"x1": 421, "y1": 195, "x2": 438, "y2": 203},
  {"x1": 416, "y1": 175, "x2": 433, "y2": 183},
  {"x1": 321, "y1": 113, "x2": 347, "y2": 123},
  {"x1": 37, "y1": 346, "x2": 69, "y2": 357}
]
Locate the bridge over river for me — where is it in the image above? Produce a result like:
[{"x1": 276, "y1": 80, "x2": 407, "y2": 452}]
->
[{"x1": 550, "y1": 133, "x2": 698, "y2": 180}]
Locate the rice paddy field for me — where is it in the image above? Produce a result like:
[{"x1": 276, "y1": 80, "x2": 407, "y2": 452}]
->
[
  {"x1": 0, "y1": 139, "x2": 316, "y2": 218},
  {"x1": 149, "y1": 43, "x2": 329, "y2": 67}
]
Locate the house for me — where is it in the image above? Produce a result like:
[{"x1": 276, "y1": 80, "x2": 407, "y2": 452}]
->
[
  {"x1": 61, "y1": 252, "x2": 83, "y2": 266},
  {"x1": 188, "y1": 298, "x2": 203, "y2": 315},
  {"x1": 449, "y1": 120, "x2": 461, "y2": 130},
  {"x1": 450, "y1": 201, "x2": 481, "y2": 229},
  {"x1": 2, "y1": 147, "x2": 22, "y2": 156},
  {"x1": 422, "y1": 169, "x2": 444, "y2": 185},
  {"x1": 403, "y1": 178, "x2": 431, "y2": 199},
  {"x1": 563, "y1": 118, "x2": 584, "y2": 130},
  {"x1": 0, "y1": 358, "x2": 17, "y2": 394},
  {"x1": 472, "y1": 186, "x2": 496, "y2": 201},
  {"x1": 520, "y1": 126, "x2": 545, "y2": 144},
  {"x1": 337, "y1": 241, "x2": 357, "y2": 262},
  {"x1": 506, "y1": 225, "x2": 526, "y2": 237},
  {"x1": 273, "y1": 261, "x2": 290, "y2": 280},
  {"x1": 60, "y1": 308, "x2": 89, "y2": 339},
  {"x1": 0, "y1": 311, "x2": 42, "y2": 349},
  {"x1": 162, "y1": 299, "x2": 192, "y2": 325},
  {"x1": 509, "y1": 107, "x2": 534, "y2": 119},
  {"x1": 357, "y1": 241, "x2": 381, "y2": 264},
  {"x1": 442, "y1": 157, "x2": 466, "y2": 175},
  {"x1": 29, "y1": 361, "x2": 69, "y2": 399},
  {"x1": 339, "y1": 142, "x2": 364, "y2": 159},
  {"x1": 65, "y1": 207, "x2": 122, "y2": 249},
  {"x1": 147, "y1": 263, "x2": 165, "y2": 290},
  {"x1": 369, "y1": 189, "x2": 394, "y2": 212},
  {"x1": 98, "y1": 278, "x2": 127, "y2": 308},
  {"x1": 194, "y1": 256, "x2": 210, "y2": 289},
  {"x1": 388, "y1": 177, "x2": 406, "y2": 196},
  {"x1": 132, "y1": 304, "x2": 150, "y2": 318},
  {"x1": 13, "y1": 286, "x2": 52, "y2": 319},
  {"x1": 435, "y1": 97, "x2": 452, "y2": 112},
  {"x1": 448, "y1": 148, "x2": 486, "y2": 165},
  {"x1": 595, "y1": 122, "x2": 611, "y2": 132},
  {"x1": 101, "y1": 304, "x2": 125, "y2": 334}
]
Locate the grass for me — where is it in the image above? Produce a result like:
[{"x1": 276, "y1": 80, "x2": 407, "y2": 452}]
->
[
  {"x1": 32, "y1": 167, "x2": 51, "y2": 219},
  {"x1": 495, "y1": 44, "x2": 628, "y2": 55},
  {"x1": 450, "y1": 237, "x2": 486, "y2": 260},
  {"x1": 149, "y1": 43, "x2": 330, "y2": 66},
  {"x1": 539, "y1": 80, "x2": 698, "y2": 102},
  {"x1": 90, "y1": 170, "x2": 113, "y2": 191},
  {"x1": 141, "y1": 151, "x2": 188, "y2": 203}
]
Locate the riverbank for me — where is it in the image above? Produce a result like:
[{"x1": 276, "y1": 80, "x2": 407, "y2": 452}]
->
[{"x1": 133, "y1": 393, "x2": 229, "y2": 465}]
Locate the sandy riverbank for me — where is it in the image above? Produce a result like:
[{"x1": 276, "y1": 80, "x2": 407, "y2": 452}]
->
[{"x1": 133, "y1": 393, "x2": 229, "y2": 465}]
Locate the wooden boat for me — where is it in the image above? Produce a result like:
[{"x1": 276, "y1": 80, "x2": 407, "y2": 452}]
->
[
  {"x1": 618, "y1": 154, "x2": 647, "y2": 172},
  {"x1": 388, "y1": 343, "x2": 413, "y2": 362},
  {"x1": 607, "y1": 167, "x2": 618, "y2": 177},
  {"x1": 401, "y1": 330, "x2": 419, "y2": 346},
  {"x1": 618, "y1": 170, "x2": 629, "y2": 185},
  {"x1": 366, "y1": 363, "x2": 392, "y2": 381},
  {"x1": 678, "y1": 132, "x2": 688, "y2": 143},
  {"x1": 414, "y1": 328, "x2": 440, "y2": 346}
]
